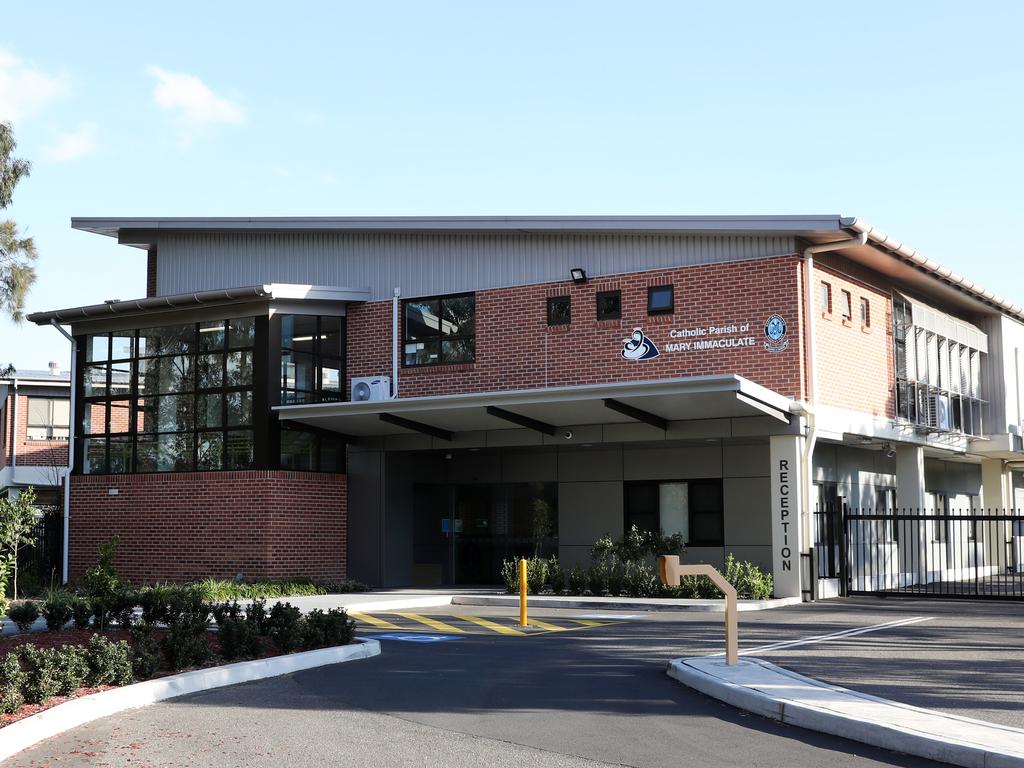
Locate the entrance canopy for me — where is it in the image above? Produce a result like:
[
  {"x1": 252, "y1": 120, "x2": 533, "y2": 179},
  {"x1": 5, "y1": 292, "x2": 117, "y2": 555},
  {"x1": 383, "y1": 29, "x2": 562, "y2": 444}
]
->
[{"x1": 275, "y1": 374, "x2": 796, "y2": 442}]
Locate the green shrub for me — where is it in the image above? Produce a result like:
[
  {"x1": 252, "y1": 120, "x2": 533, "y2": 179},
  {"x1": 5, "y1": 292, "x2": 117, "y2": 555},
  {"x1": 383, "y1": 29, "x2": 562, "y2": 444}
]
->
[
  {"x1": 246, "y1": 598, "x2": 270, "y2": 636},
  {"x1": 723, "y1": 554, "x2": 774, "y2": 599},
  {"x1": 545, "y1": 557, "x2": 565, "y2": 595},
  {"x1": 622, "y1": 561, "x2": 658, "y2": 598},
  {"x1": 55, "y1": 645, "x2": 89, "y2": 696},
  {"x1": 105, "y1": 588, "x2": 138, "y2": 628},
  {"x1": 0, "y1": 596, "x2": 9, "y2": 631},
  {"x1": 70, "y1": 597, "x2": 93, "y2": 629},
  {"x1": 499, "y1": 559, "x2": 519, "y2": 594},
  {"x1": 211, "y1": 600, "x2": 243, "y2": 626},
  {"x1": 87, "y1": 635, "x2": 134, "y2": 686},
  {"x1": 42, "y1": 592, "x2": 73, "y2": 631},
  {"x1": 138, "y1": 585, "x2": 167, "y2": 625},
  {"x1": 218, "y1": 617, "x2": 264, "y2": 661},
  {"x1": 303, "y1": 608, "x2": 354, "y2": 649},
  {"x1": 129, "y1": 625, "x2": 160, "y2": 679},
  {"x1": 0, "y1": 651, "x2": 25, "y2": 714},
  {"x1": 18, "y1": 645, "x2": 62, "y2": 704},
  {"x1": 81, "y1": 536, "x2": 121, "y2": 606},
  {"x1": 267, "y1": 602, "x2": 304, "y2": 653},
  {"x1": 190, "y1": 578, "x2": 369, "y2": 602},
  {"x1": 525, "y1": 557, "x2": 547, "y2": 595},
  {"x1": 567, "y1": 565, "x2": 586, "y2": 595},
  {"x1": 163, "y1": 585, "x2": 209, "y2": 626},
  {"x1": 8, "y1": 601, "x2": 39, "y2": 632}
]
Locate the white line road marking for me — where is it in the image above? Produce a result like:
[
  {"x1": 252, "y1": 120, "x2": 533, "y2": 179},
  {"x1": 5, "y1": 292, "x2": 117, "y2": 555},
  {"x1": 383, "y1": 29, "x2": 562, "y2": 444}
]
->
[
  {"x1": 578, "y1": 614, "x2": 648, "y2": 620},
  {"x1": 735, "y1": 616, "x2": 936, "y2": 656}
]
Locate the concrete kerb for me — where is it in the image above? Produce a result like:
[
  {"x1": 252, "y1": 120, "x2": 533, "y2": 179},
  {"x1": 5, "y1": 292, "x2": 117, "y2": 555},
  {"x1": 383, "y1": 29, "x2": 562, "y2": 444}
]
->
[
  {"x1": 451, "y1": 594, "x2": 803, "y2": 613},
  {"x1": 667, "y1": 656, "x2": 1024, "y2": 768},
  {"x1": 0, "y1": 638, "x2": 381, "y2": 763}
]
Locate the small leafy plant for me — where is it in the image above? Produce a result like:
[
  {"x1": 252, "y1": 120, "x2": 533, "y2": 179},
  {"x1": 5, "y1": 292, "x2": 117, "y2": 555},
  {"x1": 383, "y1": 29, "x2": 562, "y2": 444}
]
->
[{"x1": 8, "y1": 601, "x2": 39, "y2": 632}]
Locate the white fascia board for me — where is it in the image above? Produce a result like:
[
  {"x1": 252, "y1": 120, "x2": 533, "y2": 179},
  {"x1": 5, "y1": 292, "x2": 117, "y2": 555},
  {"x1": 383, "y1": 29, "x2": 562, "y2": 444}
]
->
[
  {"x1": 814, "y1": 404, "x2": 971, "y2": 453},
  {"x1": 275, "y1": 374, "x2": 759, "y2": 420},
  {"x1": 264, "y1": 284, "x2": 371, "y2": 302}
]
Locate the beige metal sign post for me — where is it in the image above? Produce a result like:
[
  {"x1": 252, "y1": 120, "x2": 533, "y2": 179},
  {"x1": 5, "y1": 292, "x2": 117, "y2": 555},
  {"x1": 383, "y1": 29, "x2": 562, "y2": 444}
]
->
[{"x1": 659, "y1": 556, "x2": 739, "y2": 665}]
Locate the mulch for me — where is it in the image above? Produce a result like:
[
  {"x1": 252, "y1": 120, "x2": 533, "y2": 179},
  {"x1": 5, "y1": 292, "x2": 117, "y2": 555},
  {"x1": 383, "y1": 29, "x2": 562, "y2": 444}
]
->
[{"x1": 0, "y1": 626, "x2": 293, "y2": 729}]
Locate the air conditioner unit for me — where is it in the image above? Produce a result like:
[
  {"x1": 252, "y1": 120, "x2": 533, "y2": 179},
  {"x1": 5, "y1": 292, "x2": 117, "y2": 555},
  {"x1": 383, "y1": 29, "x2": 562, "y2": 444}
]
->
[
  {"x1": 932, "y1": 393, "x2": 951, "y2": 431},
  {"x1": 351, "y1": 376, "x2": 391, "y2": 402}
]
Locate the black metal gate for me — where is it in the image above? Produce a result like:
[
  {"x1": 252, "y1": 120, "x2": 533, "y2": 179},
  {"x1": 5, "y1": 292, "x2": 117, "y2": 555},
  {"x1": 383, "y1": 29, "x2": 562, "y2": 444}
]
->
[{"x1": 836, "y1": 509, "x2": 1024, "y2": 599}]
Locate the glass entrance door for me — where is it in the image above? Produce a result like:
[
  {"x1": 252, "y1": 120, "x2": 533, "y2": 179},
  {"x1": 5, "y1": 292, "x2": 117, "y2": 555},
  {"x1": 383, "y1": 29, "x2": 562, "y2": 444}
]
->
[{"x1": 411, "y1": 481, "x2": 558, "y2": 586}]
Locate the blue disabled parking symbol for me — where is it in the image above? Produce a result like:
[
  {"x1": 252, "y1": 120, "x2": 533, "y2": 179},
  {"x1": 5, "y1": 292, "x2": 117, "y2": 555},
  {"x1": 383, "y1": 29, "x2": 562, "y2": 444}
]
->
[{"x1": 365, "y1": 633, "x2": 461, "y2": 644}]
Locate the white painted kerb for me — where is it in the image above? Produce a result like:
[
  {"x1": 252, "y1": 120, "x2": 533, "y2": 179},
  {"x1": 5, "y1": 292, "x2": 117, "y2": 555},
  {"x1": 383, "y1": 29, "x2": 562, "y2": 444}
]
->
[
  {"x1": 0, "y1": 638, "x2": 380, "y2": 763},
  {"x1": 668, "y1": 656, "x2": 1024, "y2": 768}
]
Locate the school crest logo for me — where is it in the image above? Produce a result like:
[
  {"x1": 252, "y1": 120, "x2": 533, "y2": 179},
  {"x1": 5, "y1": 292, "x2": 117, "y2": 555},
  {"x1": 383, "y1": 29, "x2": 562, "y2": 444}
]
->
[
  {"x1": 763, "y1": 314, "x2": 789, "y2": 353},
  {"x1": 621, "y1": 328, "x2": 660, "y2": 361}
]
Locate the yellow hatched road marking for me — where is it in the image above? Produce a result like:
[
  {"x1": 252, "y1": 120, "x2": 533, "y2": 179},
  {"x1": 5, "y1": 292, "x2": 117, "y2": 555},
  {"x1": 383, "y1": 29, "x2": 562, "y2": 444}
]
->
[
  {"x1": 454, "y1": 615, "x2": 527, "y2": 636},
  {"x1": 350, "y1": 612, "x2": 402, "y2": 630},
  {"x1": 396, "y1": 613, "x2": 467, "y2": 633},
  {"x1": 570, "y1": 619, "x2": 605, "y2": 627},
  {"x1": 527, "y1": 619, "x2": 570, "y2": 632}
]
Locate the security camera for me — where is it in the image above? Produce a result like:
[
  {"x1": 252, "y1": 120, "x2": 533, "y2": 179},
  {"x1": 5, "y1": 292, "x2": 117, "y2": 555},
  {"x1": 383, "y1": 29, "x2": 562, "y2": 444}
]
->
[
  {"x1": 563, "y1": 430, "x2": 573, "y2": 440},
  {"x1": 884, "y1": 443, "x2": 897, "y2": 459}
]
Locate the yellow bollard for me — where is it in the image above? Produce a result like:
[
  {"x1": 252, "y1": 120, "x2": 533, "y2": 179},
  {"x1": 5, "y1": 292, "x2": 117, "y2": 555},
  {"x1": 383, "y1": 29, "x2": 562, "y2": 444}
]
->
[{"x1": 519, "y1": 558, "x2": 528, "y2": 627}]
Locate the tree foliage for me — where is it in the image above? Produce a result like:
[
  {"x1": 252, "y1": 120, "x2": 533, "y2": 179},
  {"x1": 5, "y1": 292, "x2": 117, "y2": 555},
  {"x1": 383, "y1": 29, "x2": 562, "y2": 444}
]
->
[
  {"x1": 0, "y1": 122, "x2": 37, "y2": 322},
  {"x1": 0, "y1": 486, "x2": 40, "y2": 601}
]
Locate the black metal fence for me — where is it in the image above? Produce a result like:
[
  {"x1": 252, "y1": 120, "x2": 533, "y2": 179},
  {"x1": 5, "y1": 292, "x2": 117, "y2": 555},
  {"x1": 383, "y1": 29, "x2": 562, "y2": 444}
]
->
[
  {"x1": 15, "y1": 513, "x2": 64, "y2": 593},
  {"x1": 814, "y1": 506, "x2": 1024, "y2": 600}
]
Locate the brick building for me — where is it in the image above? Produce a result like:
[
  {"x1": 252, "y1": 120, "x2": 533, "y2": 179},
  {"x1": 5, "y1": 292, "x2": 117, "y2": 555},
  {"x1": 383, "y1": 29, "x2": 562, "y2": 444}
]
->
[
  {"x1": 1, "y1": 363, "x2": 71, "y2": 506},
  {"x1": 27, "y1": 216, "x2": 1024, "y2": 597}
]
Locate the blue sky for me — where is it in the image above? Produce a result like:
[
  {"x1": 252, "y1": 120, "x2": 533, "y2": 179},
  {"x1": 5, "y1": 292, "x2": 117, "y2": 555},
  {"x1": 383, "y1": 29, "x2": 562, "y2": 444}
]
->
[{"x1": 2, "y1": 1, "x2": 1022, "y2": 369}]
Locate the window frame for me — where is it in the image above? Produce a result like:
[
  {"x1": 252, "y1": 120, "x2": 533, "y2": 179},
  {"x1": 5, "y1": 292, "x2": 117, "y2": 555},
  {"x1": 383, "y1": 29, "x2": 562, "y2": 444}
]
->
[
  {"x1": 77, "y1": 318, "x2": 257, "y2": 475},
  {"x1": 402, "y1": 293, "x2": 476, "y2": 367},
  {"x1": 860, "y1": 296, "x2": 871, "y2": 327},
  {"x1": 840, "y1": 289, "x2": 853, "y2": 321},
  {"x1": 820, "y1": 281, "x2": 832, "y2": 314},
  {"x1": 595, "y1": 290, "x2": 622, "y2": 322},
  {"x1": 280, "y1": 314, "x2": 345, "y2": 405},
  {"x1": 546, "y1": 295, "x2": 571, "y2": 326},
  {"x1": 647, "y1": 285, "x2": 675, "y2": 316},
  {"x1": 25, "y1": 397, "x2": 71, "y2": 441},
  {"x1": 623, "y1": 478, "x2": 724, "y2": 547}
]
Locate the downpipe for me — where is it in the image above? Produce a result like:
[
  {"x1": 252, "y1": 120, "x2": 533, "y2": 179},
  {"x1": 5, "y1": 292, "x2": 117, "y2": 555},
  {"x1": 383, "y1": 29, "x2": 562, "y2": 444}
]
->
[
  {"x1": 797, "y1": 231, "x2": 868, "y2": 599},
  {"x1": 391, "y1": 287, "x2": 400, "y2": 399},
  {"x1": 50, "y1": 319, "x2": 75, "y2": 585}
]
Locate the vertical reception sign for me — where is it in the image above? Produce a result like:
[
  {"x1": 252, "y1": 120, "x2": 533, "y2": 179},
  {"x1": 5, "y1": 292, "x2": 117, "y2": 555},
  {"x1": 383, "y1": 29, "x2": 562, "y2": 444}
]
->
[{"x1": 768, "y1": 435, "x2": 803, "y2": 599}]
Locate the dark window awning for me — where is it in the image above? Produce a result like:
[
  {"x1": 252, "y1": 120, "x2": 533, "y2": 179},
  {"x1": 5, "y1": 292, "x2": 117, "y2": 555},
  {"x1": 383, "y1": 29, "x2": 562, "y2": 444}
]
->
[{"x1": 275, "y1": 374, "x2": 795, "y2": 441}]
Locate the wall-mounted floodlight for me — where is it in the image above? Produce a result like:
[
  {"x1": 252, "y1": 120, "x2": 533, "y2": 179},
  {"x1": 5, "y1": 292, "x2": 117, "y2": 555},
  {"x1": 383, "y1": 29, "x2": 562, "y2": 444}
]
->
[{"x1": 570, "y1": 268, "x2": 587, "y2": 284}]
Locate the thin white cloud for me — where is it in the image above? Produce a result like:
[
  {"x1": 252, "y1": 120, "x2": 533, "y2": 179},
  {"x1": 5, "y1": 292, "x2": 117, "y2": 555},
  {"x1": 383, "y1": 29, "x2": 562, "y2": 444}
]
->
[
  {"x1": 147, "y1": 65, "x2": 244, "y2": 127},
  {"x1": 45, "y1": 122, "x2": 97, "y2": 161},
  {"x1": 0, "y1": 47, "x2": 68, "y2": 123}
]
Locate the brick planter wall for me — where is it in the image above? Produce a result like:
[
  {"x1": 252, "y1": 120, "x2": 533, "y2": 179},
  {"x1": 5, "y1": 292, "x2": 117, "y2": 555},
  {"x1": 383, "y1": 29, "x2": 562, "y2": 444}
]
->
[{"x1": 68, "y1": 471, "x2": 346, "y2": 584}]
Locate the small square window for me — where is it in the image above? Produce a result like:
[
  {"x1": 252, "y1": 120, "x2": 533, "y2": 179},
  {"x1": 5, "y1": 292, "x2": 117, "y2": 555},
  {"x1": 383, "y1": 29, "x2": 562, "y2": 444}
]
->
[
  {"x1": 647, "y1": 285, "x2": 674, "y2": 316},
  {"x1": 547, "y1": 295, "x2": 571, "y2": 326},
  {"x1": 820, "y1": 282, "x2": 832, "y2": 313},
  {"x1": 860, "y1": 297, "x2": 871, "y2": 327},
  {"x1": 841, "y1": 290, "x2": 852, "y2": 320},
  {"x1": 596, "y1": 290, "x2": 621, "y2": 321}
]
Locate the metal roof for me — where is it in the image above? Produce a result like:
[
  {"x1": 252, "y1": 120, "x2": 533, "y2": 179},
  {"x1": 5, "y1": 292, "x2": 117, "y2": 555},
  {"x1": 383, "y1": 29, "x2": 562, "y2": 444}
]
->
[
  {"x1": 26, "y1": 283, "x2": 371, "y2": 325},
  {"x1": 66, "y1": 214, "x2": 1024, "y2": 325}
]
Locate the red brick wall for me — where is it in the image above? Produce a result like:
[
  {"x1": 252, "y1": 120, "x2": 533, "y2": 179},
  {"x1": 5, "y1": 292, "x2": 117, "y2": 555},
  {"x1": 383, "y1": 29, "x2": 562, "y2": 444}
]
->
[
  {"x1": 68, "y1": 471, "x2": 347, "y2": 584},
  {"x1": 1, "y1": 393, "x2": 70, "y2": 470},
  {"x1": 146, "y1": 249, "x2": 157, "y2": 298},
  {"x1": 347, "y1": 256, "x2": 807, "y2": 400},
  {"x1": 814, "y1": 265, "x2": 895, "y2": 417}
]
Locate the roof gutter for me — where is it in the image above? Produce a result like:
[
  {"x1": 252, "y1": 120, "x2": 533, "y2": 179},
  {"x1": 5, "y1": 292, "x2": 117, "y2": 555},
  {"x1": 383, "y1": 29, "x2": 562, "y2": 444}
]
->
[
  {"x1": 27, "y1": 286, "x2": 273, "y2": 325},
  {"x1": 841, "y1": 217, "x2": 1024, "y2": 323}
]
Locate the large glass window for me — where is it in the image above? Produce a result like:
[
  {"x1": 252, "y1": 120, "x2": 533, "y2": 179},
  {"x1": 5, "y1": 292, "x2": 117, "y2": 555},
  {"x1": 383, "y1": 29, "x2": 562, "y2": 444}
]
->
[
  {"x1": 26, "y1": 398, "x2": 70, "y2": 440},
  {"x1": 624, "y1": 479, "x2": 723, "y2": 546},
  {"x1": 80, "y1": 318, "x2": 256, "y2": 474},
  {"x1": 280, "y1": 314, "x2": 344, "y2": 404},
  {"x1": 404, "y1": 294, "x2": 475, "y2": 366},
  {"x1": 279, "y1": 426, "x2": 344, "y2": 472}
]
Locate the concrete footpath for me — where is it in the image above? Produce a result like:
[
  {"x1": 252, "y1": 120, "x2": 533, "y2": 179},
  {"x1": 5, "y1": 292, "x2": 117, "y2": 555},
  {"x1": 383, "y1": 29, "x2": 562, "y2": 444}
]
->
[
  {"x1": 262, "y1": 588, "x2": 799, "y2": 614},
  {"x1": 669, "y1": 656, "x2": 1024, "y2": 768}
]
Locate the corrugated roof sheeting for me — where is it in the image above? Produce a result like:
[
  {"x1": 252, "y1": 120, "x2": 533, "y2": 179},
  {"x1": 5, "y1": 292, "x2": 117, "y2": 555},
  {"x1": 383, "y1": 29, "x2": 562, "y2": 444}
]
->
[{"x1": 155, "y1": 232, "x2": 796, "y2": 300}]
